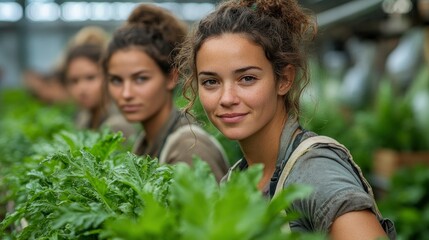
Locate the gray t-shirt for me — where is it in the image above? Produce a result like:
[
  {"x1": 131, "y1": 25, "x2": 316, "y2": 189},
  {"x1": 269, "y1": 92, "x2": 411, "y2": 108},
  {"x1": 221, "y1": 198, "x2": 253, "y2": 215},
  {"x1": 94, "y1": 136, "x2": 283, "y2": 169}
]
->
[
  {"x1": 225, "y1": 117, "x2": 396, "y2": 238},
  {"x1": 285, "y1": 140, "x2": 376, "y2": 231}
]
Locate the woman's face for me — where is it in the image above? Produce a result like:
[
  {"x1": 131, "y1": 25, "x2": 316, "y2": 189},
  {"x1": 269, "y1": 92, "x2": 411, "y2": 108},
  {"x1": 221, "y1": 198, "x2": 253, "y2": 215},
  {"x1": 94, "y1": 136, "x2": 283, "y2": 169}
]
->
[
  {"x1": 196, "y1": 33, "x2": 289, "y2": 141},
  {"x1": 107, "y1": 48, "x2": 175, "y2": 123},
  {"x1": 65, "y1": 57, "x2": 103, "y2": 110}
]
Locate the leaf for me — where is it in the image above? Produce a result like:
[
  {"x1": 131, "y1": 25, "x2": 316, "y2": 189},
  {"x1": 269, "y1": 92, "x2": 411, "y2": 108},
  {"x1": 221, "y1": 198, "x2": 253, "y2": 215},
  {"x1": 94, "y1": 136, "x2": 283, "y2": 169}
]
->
[
  {"x1": 0, "y1": 207, "x2": 26, "y2": 232},
  {"x1": 53, "y1": 202, "x2": 112, "y2": 231},
  {"x1": 88, "y1": 131, "x2": 124, "y2": 162}
]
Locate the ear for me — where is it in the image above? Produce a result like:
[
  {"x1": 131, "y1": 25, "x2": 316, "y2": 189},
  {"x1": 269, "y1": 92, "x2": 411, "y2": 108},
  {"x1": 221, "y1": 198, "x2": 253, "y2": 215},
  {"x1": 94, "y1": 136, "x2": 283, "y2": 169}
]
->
[
  {"x1": 277, "y1": 64, "x2": 295, "y2": 96},
  {"x1": 166, "y1": 68, "x2": 179, "y2": 91}
]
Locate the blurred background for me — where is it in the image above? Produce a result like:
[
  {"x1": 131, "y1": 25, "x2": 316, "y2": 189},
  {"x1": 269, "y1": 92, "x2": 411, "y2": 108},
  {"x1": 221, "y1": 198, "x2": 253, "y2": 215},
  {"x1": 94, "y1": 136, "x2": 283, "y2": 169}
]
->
[
  {"x1": 0, "y1": 0, "x2": 427, "y2": 88},
  {"x1": 1, "y1": 0, "x2": 429, "y2": 238}
]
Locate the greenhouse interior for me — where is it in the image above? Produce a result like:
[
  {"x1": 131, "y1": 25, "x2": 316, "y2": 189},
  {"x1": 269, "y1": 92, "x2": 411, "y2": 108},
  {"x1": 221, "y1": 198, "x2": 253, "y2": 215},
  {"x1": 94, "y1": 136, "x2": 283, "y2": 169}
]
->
[{"x1": 1, "y1": 0, "x2": 429, "y2": 239}]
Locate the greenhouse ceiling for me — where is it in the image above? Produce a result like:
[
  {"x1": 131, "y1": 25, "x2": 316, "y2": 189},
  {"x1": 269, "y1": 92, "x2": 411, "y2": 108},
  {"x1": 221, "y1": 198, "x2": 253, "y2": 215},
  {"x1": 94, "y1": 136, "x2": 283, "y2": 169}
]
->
[{"x1": 0, "y1": 0, "x2": 418, "y2": 28}]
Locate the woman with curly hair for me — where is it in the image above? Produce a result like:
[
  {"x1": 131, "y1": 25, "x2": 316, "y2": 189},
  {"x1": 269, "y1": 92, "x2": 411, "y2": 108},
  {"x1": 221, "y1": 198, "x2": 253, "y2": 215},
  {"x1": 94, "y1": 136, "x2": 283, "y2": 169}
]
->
[{"x1": 177, "y1": 0, "x2": 396, "y2": 238}]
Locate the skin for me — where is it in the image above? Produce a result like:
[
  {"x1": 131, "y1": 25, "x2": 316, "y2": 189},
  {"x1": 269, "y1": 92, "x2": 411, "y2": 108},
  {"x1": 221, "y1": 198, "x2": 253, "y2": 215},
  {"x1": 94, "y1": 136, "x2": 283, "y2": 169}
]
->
[
  {"x1": 196, "y1": 33, "x2": 291, "y2": 188},
  {"x1": 196, "y1": 33, "x2": 387, "y2": 239},
  {"x1": 330, "y1": 210, "x2": 388, "y2": 239},
  {"x1": 65, "y1": 57, "x2": 103, "y2": 110},
  {"x1": 107, "y1": 47, "x2": 176, "y2": 142}
]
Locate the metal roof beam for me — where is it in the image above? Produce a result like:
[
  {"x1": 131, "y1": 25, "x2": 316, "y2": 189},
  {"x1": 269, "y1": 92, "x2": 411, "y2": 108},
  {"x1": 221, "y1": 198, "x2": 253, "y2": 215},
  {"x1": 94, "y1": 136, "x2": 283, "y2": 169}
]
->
[{"x1": 317, "y1": 0, "x2": 383, "y2": 28}]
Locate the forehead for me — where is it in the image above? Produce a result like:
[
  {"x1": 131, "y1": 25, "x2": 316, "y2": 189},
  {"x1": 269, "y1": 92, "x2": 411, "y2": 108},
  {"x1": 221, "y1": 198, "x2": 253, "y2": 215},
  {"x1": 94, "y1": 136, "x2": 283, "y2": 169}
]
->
[
  {"x1": 69, "y1": 56, "x2": 96, "y2": 65},
  {"x1": 109, "y1": 48, "x2": 156, "y2": 67},
  {"x1": 199, "y1": 33, "x2": 261, "y2": 53},
  {"x1": 196, "y1": 33, "x2": 271, "y2": 71},
  {"x1": 67, "y1": 57, "x2": 98, "y2": 73}
]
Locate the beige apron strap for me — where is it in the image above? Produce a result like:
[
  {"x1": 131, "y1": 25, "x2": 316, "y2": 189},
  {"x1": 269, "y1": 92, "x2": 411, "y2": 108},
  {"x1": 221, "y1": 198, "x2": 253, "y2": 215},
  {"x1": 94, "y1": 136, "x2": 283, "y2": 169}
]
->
[
  {"x1": 225, "y1": 159, "x2": 244, "y2": 181},
  {"x1": 273, "y1": 136, "x2": 335, "y2": 198},
  {"x1": 273, "y1": 135, "x2": 383, "y2": 225}
]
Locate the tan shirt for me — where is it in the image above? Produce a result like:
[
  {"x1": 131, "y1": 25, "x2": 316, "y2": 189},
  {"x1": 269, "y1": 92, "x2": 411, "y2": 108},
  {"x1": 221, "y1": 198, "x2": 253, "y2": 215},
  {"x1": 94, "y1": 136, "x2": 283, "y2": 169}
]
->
[{"x1": 133, "y1": 108, "x2": 229, "y2": 182}]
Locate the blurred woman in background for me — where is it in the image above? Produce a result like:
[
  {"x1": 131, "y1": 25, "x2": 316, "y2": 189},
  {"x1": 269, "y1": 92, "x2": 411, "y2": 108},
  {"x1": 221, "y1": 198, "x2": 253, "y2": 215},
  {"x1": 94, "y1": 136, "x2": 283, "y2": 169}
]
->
[
  {"x1": 23, "y1": 26, "x2": 110, "y2": 105},
  {"x1": 63, "y1": 43, "x2": 136, "y2": 138},
  {"x1": 102, "y1": 3, "x2": 229, "y2": 182}
]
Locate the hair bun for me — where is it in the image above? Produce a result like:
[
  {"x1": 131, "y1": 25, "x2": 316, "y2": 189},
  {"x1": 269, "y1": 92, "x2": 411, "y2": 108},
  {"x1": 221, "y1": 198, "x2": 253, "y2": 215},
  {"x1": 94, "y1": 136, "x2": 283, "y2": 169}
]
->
[
  {"x1": 127, "y1": 4, "x2": 168, "y2": 26},
  {"x1": 235, "y1": 0, "x2": 316, "y2": 39}
]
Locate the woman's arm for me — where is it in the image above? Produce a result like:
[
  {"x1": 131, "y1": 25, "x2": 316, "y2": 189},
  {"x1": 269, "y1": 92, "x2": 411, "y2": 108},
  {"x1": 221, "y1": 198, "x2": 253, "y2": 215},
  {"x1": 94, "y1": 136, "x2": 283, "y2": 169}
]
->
[{"x1": 330, "y1": 209, "x2": 388, "y2": 240}]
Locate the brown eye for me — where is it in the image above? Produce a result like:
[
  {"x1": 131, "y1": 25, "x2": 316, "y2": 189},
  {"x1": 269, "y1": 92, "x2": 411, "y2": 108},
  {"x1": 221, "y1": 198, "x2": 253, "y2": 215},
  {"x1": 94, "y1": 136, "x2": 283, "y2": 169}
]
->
[
  {"x1": 241, "y1": 75, "x2": 256, "y2": 83},
  {"x1": 86, "y1": 75, "x2": 97, "y2": 81},
  {"x1": 108, "y1": 76, "x2": 122, "y2": 86},
  {"x1": 200, "y1": 79, "x2": 220, "y2": 90},
  {"x1": 135, "y1": 75, "x2": 149, "y2": 83},
  {"x1": 67, "y1": 78, "x2": 78, "y2": 86}
]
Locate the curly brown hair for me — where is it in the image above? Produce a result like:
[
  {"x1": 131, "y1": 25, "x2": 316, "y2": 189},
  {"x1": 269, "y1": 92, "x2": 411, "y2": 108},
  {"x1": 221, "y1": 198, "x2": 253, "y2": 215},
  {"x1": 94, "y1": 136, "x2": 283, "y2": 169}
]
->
[
  {"x1": 102, "y1": 4, "x2": 187, "y2": 76},
  {"x1": 176, "y1": 0, "x2": 316, "y2": 118}
]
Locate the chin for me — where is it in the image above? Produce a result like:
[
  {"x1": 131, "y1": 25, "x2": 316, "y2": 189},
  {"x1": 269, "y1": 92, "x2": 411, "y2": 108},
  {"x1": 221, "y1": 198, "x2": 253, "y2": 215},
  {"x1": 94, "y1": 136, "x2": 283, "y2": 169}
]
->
[
  {"x1": 122, "y1": 114, "x2": 143, "y2": 123},
  {"x1": 80, "y1": 103, "x2": 96, "y2": 110},
  {"x1": 219, "y1": 129, "x2": 247, "y2": 141}
]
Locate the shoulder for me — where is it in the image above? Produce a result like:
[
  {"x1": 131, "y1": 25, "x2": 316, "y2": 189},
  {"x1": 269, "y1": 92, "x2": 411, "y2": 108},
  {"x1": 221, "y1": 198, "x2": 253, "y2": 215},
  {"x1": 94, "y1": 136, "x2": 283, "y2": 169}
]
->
[
  {"x1": 102, "y1": 112, "x2": 137, "y2": 138},
  {"x1": 161, "y1": 124, "x2": 227, "y2": 163},
  {"x1": 165, "y1": 124, "x2": 220, "y2": 150},
  {"x1": 75, "y1": 110, "x2": 90, "y2": 129},
  {"x1": 285, "y1": 137, "x2": 375, "y2": 232},
  {"x1": 288, "y1": 143, "x2": 369, "y2": 194},
  {"x1": 160, "y1": 123, "x2": 229, "y2": 181}
]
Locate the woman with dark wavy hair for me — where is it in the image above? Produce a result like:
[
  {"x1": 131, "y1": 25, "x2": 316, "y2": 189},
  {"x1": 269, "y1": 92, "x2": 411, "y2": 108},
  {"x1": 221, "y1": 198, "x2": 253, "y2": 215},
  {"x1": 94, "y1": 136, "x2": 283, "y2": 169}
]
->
[
  {"x1": 177, "y1": 0, "x2": 396, "y2": 238},
  {"x1": 102, "y1": 4, "x2": 229, "y2": 182}
]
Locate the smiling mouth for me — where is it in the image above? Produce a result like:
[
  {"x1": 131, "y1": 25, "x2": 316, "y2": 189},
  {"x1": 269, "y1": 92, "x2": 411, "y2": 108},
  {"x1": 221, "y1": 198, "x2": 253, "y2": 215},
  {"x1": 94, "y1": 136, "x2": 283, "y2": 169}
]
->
[{"x1": 218, "y1": 113, "x2": 247, "y2": 123}]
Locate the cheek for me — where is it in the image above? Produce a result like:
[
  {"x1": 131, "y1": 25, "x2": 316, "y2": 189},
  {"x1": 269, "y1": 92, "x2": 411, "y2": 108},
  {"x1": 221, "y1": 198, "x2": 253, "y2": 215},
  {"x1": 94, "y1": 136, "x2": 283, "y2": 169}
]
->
[
  {"x1": 253, "y1": 88, "x2": 278, "y2": 113},
  {"x1": 134, "y1": 85, "x2": 151, "y2": 100},
  {"x1": 198, "y1": 90, "x2": 218, "y2": 117},
  {"x1": 85, "y1": 86, "x2": 99, "y2": 101},
  {"x1": 136, "y1": 81, "x2": 164, "y2": 102},
  {"x1": 68, "y1": 85, "x2": 80, "y2": 97},
  {"x1": 108, "y1": 85, "x2": 119, "y2": 99},
  {"x1": 90, "y1": 79, "x2": 103, "y2": 90},
  {"x1": 198, "y1": 89, "x2": 214, "y2": 112}
]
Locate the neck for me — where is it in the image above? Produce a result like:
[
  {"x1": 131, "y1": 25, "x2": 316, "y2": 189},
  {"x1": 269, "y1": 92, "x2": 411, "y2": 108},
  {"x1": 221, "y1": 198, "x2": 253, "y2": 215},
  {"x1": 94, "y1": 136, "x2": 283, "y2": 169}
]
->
[
  {"x1": 239, "y1": 107, "x2": 288, "y2": 190},
  {"x1": 141, "y1": 101, "x2": 173, "y2": 144},
  {"x1": 89, "y1": 104, "x2": 105, "y2": 129}
]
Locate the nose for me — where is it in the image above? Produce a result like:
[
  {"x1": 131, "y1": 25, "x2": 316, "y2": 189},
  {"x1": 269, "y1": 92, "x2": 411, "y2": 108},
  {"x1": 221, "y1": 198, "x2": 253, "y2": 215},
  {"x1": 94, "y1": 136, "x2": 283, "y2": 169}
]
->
[
  {"x1": 121, "y1": 81, "x2": 134, "y2": 100},
  {"x1": 219, "y1": 84, "x2": 239, "y2": 107},
  {"x1": 76, "y1": 80, "x2": 87, "y2": 95}
]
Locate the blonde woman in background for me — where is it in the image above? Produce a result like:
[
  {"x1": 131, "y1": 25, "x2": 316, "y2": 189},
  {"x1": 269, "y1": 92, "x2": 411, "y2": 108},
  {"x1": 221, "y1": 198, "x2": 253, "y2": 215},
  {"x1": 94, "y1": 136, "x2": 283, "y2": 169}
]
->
[
  {"x1": 60, "y1": 27, "x2": 135, "y2": 137},
  {"x1": 23, "y1": 26, "x2": 108, "y2": 105}
]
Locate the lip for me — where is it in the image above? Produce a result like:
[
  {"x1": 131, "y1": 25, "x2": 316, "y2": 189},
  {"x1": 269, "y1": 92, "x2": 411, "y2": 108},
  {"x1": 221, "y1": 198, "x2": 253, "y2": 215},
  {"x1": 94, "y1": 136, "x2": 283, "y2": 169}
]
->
[
  {"x1": 217, "y1": 112, "x2": 248, "y2": 123},
  {"x1": 120, "y1": 104, "x2": 141, "y2": 113}
]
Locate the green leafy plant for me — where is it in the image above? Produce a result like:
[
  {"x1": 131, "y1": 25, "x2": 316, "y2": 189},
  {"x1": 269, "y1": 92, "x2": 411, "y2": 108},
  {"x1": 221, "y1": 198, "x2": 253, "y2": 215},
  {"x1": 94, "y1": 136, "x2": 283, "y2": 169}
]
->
[
  {"x1": 0, "y1": 89, "x2": 324, "y2": 240},
  {"x1": 1, "y1": 130, "x2": 173, "y2": 239},
  {"x1": 0, "y1": 90, "x2": 75, "y2": 223},
  {"x1": 103, "y1": 160, "x2": 321, "y2": 240},
  {"x1": 1, "y1": 129, "x2": 323, "y2": 239},
  {"x1": 378, "y1": 165, "x2": 429, "y2": 240}
]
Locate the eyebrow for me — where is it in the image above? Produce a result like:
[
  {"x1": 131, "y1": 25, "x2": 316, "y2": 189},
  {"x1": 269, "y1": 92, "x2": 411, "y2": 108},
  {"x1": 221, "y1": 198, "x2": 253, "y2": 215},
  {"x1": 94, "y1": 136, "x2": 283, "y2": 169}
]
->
[
  {"x1": 131, "y1": 70, "x2": 150, "y2": 78},
  {"x1": 198, "y1": 66, "x2": 262, "y2": 77},
  {"x1": 235, "y1": 66, "x2": 262, "y2": 74},
  {"x1": 108, "y1": 69, "x2": 150, "y2": 78}
]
